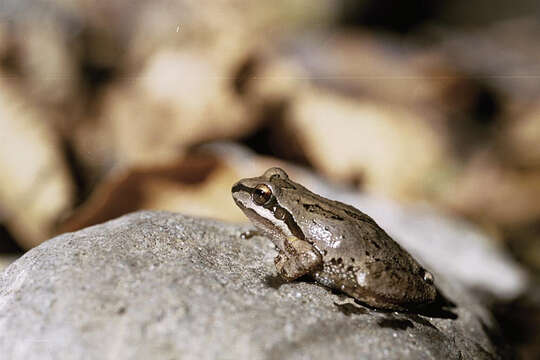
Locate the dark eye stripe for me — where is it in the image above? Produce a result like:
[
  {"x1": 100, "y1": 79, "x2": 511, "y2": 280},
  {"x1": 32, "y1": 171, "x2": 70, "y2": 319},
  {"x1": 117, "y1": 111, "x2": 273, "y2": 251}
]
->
[
  {"x1": 231, "y1": 183, "x2": 254, "y2": 194},
  {"x1": 261, "y1": 197, "x2": 306, "y2": 242}
]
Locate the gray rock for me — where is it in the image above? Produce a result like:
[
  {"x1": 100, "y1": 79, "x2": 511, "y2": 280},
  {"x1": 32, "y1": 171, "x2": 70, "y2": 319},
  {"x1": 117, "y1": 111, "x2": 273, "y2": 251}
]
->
[{"x1": 0, "y1": 211, "x2": 508, "y2": 359}]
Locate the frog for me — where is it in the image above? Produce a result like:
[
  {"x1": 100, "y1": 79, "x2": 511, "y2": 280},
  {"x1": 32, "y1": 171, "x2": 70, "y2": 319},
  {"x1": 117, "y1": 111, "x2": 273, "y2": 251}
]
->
[{"x1": 231, "y1": 167, "x2": 437, "y2": 311}]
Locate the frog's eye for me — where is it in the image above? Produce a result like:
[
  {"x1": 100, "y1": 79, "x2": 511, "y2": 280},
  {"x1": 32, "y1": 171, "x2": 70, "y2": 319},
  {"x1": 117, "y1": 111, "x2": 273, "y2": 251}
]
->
[{"x1": 253, "y1": 184, "x2": 272, "y2": 205}]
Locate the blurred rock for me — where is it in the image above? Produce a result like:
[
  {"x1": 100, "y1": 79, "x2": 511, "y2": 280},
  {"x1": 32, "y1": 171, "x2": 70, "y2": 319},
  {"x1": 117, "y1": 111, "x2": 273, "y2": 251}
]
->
[
  {"x1": 236, "y1": 52, "x2": 309, "y2": 109},
  {"x1": 438, "y1": 1, "x2": 540, "y2": 26},
  {"x1": 504, "y1": 223, "x2": 540, "y2": 275},
  {"x1": 236, "y1": 31, "x2": 488, "y2": 200},
  {"x1": 58, "y1": 153, "x2": 245, "y2": 233},
  {"x1": 0, "y1": 211, "x2": 510, "y2": 359},
  {"x1": 92, "y1": 0, "x2": 339, "y2": 167},
  {"x1": 14, "y1": 19, "x2": 79, "y2": 106},
  {"x1": 240, "y1": 30, "x2": 488, "y2": 144},
  {"x1": 0, "y1": 78, "x2": 74, "y2": 249},
  {"x1": 126, "y1": 0, "x2": 338, "y2": 68},
  {"x1": 437, "y1": 151, "x2": 540, "y2": 227},
  {"x1": 100, "y1": 49, "x2": 254, "y2": 165},
  {"x1": 274, "y1": 32, "x2": 464, "y2": 110},
  {"x1": 498, "y1": 105, "x2": 540, "y2": 168},
  {"x1": 288, "y1": 88, "x2": 446, "y2": 199},
  {"x1": 0, "y1": 0, "x2": 339, "y2": 183},
  {"x1": 434, "y1": 18, "x2": 540, "y2": 104},
  {"x1": 238, "y1": 27, "x2": 540, "y2": 237}
]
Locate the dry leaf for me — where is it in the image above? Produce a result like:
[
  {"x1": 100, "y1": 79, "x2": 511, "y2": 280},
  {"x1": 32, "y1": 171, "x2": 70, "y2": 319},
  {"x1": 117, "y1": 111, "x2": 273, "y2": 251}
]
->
[{"x1": 0, "y1": 79, "x2": 74, "y2": 248}]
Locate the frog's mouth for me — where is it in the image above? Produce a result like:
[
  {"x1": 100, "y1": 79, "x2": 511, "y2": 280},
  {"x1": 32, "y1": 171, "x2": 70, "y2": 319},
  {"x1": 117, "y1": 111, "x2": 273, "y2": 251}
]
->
[{"x1": 233, "y1": 197, "x2": 246, "y2": 209}]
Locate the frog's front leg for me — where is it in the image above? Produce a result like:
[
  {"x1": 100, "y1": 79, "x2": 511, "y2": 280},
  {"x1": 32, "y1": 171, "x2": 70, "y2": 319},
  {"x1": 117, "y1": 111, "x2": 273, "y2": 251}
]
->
[{"x1": 274, "y1": 236, "x2": 322, "y2": 281}]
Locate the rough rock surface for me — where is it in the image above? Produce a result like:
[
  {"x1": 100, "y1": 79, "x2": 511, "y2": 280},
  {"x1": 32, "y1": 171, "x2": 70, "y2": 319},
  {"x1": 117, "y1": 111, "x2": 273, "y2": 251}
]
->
[
  {"x1": 0, "y1": 255, "x2": 18, "y2": 272},
  {"x1": 0, "y1": 211, "x2": 509, "y2": 359}
]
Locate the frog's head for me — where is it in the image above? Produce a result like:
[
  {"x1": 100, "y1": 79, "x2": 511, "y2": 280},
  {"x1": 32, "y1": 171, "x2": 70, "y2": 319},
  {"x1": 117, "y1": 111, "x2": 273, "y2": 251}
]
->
[{"x1": 232, "y1": 167, "x2": 304, "y2": 249}]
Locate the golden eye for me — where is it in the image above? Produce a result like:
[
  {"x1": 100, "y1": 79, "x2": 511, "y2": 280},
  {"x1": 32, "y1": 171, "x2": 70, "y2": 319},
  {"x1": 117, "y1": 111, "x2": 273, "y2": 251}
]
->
[{"x1": 253, "y1": 184, "x2": 272, "y2": 205}]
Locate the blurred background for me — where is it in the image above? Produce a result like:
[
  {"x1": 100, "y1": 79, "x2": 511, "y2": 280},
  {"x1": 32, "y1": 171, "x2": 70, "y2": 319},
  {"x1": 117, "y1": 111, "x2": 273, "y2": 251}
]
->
[{"x1": 0, "y1": 0, "x2": 539, "y2": 358}]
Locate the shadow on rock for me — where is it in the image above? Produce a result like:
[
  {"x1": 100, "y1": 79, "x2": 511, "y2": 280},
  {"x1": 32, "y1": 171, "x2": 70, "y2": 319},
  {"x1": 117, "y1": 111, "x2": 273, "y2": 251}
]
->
[
  {"x1": 415, "y1": 289, "x2": 458, "y2": 320},
  {"x1": 349, "y1": 289, "x2": 458, "y2": 320}
]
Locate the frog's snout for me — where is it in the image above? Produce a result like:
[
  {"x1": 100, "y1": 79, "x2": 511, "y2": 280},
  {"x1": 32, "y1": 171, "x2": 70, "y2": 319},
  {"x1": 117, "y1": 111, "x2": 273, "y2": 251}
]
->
[
  {"x1": 232, "y1": 181, "x2": 251, "y2": 210},
  {"x1": 231, "y1": 182, "x2": 241, "y2": 194}
]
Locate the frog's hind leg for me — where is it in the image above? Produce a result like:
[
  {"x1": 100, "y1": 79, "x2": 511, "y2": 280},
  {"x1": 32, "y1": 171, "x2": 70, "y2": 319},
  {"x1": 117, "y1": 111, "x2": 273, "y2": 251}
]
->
[{"x1": 274, "y1": 236, "x2": 322, "y2": 281}]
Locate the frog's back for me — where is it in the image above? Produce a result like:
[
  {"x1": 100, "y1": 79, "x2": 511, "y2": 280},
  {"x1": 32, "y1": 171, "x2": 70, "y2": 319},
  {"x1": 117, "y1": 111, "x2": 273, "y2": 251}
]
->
[
  {"x1": 294, "y1": 190, "x2": 412, "y2": 267},
  {"x1": 307, "y1": 211, "x2": 437, "y2": 308},
  {"x1": 294, "y1": 193, "x2": 437, "y2": 309}
]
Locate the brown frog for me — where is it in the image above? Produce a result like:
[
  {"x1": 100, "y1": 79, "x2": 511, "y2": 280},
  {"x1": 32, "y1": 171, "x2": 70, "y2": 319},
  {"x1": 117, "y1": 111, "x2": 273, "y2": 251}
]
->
[{"x1": 231, "y1": 167, "x2": 437, "y2": 311}]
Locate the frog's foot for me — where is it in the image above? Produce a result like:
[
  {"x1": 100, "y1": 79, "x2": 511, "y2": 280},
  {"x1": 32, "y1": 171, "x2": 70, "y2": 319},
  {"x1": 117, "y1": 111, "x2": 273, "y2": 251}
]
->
[{"x1": 274, "y1": 236, "x2": 322, "y2": 281}]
